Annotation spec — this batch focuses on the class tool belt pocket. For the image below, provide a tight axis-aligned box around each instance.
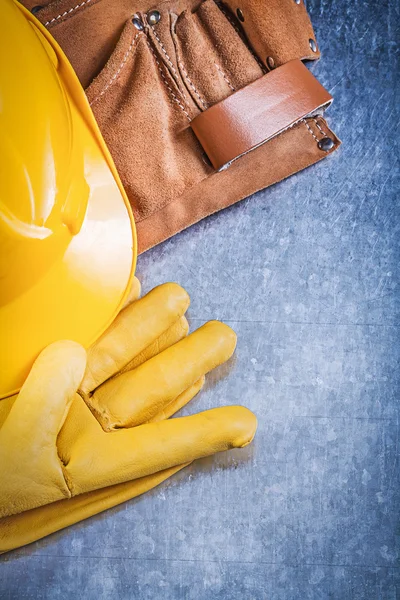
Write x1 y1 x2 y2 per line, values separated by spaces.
28 0 273 223
171 0 264 109
82 18 210 223
25 0 339 249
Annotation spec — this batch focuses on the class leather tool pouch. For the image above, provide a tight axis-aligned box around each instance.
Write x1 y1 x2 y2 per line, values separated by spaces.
24 0 341 252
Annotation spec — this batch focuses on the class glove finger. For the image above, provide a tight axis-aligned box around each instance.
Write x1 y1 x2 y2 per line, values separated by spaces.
0 463 189 554
88 321 236 430
81 283 190 394
148 376 205 423
66 406 257 495
57 378 205 478
120 316 189 374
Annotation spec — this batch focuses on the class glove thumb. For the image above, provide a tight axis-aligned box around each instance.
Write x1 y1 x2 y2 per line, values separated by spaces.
0 341 86 516
4 340 87 441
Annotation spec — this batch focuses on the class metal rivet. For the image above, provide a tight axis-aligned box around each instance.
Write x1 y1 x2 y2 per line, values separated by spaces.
31 5 43 13
266 56 275 69
318 137 335 152
294 0 301 4
236 8 245 22
309 38 317 52
147 9 161 25
132 16 144 30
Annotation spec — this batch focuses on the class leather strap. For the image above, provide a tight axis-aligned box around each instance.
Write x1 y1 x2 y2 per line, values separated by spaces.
190 60 333 171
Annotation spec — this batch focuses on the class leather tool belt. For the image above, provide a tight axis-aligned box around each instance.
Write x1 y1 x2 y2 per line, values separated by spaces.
23 0 341 252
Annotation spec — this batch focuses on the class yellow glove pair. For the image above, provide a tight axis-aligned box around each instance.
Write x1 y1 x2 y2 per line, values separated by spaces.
0 279 257 553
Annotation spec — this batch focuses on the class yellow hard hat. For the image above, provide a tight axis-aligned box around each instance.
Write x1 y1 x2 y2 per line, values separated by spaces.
0 0 137 398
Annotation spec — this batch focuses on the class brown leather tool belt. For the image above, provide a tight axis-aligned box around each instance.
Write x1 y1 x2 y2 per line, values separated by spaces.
23 0 341 253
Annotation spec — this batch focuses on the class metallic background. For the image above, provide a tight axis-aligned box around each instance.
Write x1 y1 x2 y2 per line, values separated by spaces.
1 0 399 597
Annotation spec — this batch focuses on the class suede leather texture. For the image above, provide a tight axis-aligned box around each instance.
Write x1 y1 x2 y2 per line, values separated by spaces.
21 0 340 253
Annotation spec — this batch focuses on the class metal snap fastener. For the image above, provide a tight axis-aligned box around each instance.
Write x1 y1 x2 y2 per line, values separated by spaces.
266 56 275 69
236 8 245 22
318 137 335 152
148 9 161 25
132 16 144 30
309 38 317 52
294 0 301 4
31 5 43 13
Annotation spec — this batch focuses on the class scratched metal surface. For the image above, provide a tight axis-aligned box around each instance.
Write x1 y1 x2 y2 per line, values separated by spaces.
1 0 399 598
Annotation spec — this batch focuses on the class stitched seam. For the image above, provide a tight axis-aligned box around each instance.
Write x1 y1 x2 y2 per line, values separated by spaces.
79 390 116 433
221 7 241 35
149 24 188 102
45 0 93 26
146 40 191 120
89 33 140 106
302 118 320 143
59 461 75 496
314 118 328 137
215 63 236 92
215 1 267 74
179 62 208 110
56 446 73 496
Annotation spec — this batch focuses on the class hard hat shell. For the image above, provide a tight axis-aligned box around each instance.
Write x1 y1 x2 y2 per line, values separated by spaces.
0 0 137 398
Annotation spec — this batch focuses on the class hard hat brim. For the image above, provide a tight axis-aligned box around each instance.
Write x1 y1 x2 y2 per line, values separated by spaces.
0 3 137 399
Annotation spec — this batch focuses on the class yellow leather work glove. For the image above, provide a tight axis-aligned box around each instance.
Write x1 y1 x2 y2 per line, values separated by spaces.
0 279 257 553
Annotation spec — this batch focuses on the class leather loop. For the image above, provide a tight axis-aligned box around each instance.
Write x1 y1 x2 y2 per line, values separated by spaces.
190 60 333 171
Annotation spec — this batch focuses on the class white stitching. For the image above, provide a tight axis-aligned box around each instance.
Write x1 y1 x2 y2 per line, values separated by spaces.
90 33 140 106
302 118 320 143
179 62 208 110
219 4 241 35
313 118 328 137
149 24 191 103
149 24 189 100
45 0 93 26
215 1 267 74
150 25 177 76
215 63 236 92
146 40 191 120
